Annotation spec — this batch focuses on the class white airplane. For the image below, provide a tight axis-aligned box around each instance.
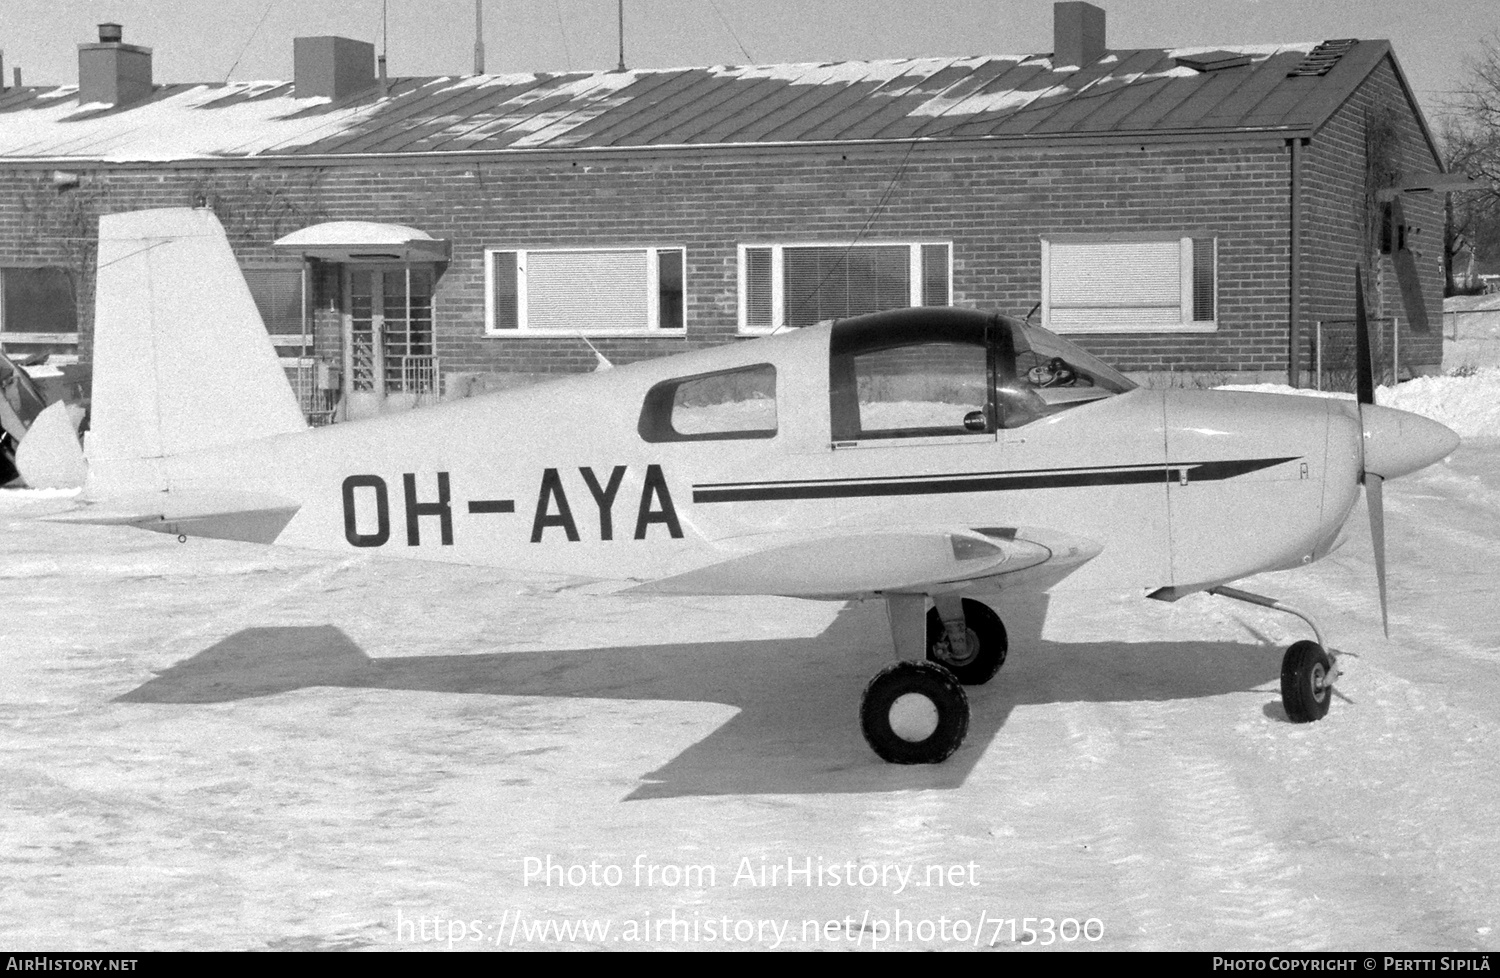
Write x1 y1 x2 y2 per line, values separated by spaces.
18 208 1460 764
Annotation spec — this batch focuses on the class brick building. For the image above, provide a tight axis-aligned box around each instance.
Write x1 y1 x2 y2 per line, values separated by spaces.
0 3 1445 420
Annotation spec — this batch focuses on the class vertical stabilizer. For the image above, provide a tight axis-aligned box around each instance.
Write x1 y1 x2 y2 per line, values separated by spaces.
87 207 307 494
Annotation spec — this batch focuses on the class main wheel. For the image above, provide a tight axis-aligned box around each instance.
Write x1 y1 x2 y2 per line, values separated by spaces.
926 599 1007 685
1281 640 1334 723
860 661 969 764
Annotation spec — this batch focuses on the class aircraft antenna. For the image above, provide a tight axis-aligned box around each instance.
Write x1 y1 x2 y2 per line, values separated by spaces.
576 332 614 371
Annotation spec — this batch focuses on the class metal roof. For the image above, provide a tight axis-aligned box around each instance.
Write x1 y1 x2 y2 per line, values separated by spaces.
0 39 1400 163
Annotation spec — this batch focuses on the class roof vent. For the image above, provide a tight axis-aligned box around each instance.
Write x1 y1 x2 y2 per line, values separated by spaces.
1053 1 1106 68
1174 50 1251 73
77 23 153 108
1287 39 1358 78
294 36 376 100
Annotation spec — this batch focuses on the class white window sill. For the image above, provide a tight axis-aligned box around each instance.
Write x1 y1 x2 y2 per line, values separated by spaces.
484 329 686 339
1052 322 1219 335
0 332 79 345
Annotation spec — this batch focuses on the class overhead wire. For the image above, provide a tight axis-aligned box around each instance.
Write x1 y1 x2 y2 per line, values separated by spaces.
705 0 753 64
553 0 575 70
223 0 280 83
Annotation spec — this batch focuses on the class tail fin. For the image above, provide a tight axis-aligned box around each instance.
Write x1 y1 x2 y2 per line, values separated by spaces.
86 207 306 494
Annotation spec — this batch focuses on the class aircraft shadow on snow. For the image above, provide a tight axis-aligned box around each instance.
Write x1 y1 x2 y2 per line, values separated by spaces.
117 606 1297 799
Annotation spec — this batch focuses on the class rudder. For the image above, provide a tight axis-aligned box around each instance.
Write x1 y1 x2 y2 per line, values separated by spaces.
86 207 307 494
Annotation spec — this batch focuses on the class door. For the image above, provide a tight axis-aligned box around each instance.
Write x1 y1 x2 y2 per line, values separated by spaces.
343 265 436 418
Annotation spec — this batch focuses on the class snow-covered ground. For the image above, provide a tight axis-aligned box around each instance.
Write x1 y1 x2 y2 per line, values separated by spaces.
3 375 1499 951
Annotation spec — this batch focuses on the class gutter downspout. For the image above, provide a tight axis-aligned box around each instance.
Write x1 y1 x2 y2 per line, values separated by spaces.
1288 137 1305 388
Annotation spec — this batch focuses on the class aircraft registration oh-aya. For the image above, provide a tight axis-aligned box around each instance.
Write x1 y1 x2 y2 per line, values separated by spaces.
20 208 1461 763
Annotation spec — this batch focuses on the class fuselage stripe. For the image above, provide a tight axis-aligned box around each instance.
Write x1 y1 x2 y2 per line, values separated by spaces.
691 457 1299 503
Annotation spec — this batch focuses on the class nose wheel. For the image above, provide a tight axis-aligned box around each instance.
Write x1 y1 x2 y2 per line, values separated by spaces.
1201 585 1341 723
1281 640 1334 723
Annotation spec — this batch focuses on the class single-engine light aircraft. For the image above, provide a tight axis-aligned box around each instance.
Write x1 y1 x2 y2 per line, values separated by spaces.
20 208 1460 763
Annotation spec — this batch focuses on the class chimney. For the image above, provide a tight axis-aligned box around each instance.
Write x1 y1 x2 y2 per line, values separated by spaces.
294 36 376 99
1054 2 1107 68
78 22 153 107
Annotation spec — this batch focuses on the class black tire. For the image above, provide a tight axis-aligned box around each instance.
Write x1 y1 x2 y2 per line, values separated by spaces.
1281 640 1334 723
860 661 970 764
926 599 1007 685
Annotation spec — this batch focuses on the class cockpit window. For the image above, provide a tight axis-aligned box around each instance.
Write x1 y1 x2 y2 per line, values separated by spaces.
832 341 991 441
993 319 1135 429
825 308 1136 440
639 364 777 442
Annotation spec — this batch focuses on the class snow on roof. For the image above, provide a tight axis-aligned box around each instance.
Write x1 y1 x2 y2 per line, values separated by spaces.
0 41 1384 162
0 83 362 162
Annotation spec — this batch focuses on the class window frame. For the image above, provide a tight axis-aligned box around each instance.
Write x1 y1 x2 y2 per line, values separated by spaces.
828 312 996 445
1040 233 1218 334
0 266 80 348
242 263 312 370
484 245 687 338
737 240 953 335
638 363 778 443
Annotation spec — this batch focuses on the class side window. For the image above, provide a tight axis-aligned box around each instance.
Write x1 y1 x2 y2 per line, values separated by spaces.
994 320 1135 429
831 341 991 441
639 364 777 443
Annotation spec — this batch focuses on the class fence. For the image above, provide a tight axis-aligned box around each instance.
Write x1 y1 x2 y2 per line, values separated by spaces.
1442 308 1500 372
282 357 339 426
1309 318 1399 392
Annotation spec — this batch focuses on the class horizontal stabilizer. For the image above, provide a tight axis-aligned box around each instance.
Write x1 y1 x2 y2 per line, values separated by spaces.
627 527 1056 598
46 488 301 544
15 401 87 489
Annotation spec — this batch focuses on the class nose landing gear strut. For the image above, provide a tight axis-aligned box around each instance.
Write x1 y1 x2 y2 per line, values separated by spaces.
1207 585 1340 723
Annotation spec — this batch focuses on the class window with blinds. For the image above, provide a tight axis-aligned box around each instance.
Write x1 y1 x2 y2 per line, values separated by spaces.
1042 236 1217 333
486 247 686 334
738 242 951 333
242 267 306 336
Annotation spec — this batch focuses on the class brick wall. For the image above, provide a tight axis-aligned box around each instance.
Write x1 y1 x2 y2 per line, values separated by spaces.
0 60 1441 384
1299 56 1445 380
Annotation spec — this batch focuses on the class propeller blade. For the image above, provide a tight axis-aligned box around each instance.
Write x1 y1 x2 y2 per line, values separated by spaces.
1354 266 1375 406
1367 472 1389 637
1356 265 1387 636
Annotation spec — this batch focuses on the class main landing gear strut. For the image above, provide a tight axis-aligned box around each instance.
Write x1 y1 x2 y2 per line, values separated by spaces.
860 594 1009 763
1208 586 1341 723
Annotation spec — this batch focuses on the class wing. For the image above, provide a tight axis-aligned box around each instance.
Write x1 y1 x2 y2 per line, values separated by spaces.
626 525 1101 598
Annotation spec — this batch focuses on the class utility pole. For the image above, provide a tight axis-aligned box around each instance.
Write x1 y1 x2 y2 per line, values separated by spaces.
474 0 486 74
617 0 626 72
